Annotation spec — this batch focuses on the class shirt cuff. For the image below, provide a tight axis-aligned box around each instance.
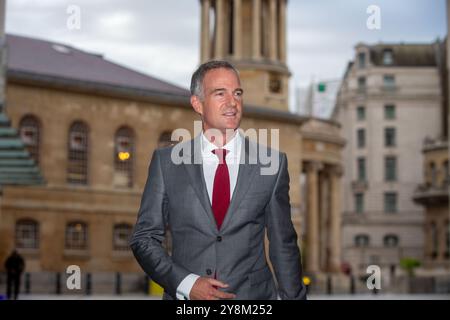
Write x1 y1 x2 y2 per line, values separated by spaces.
176 273 200 300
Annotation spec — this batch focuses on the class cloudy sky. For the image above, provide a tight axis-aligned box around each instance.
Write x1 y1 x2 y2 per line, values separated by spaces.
5 0 447 112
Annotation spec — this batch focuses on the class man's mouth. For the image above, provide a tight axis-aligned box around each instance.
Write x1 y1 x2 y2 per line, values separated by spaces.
222 110 237 117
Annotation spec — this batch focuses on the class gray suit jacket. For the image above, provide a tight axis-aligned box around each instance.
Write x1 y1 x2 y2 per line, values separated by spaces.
130 134 307 300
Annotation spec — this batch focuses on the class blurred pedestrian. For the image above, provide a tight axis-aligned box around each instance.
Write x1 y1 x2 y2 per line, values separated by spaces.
4 250 25 300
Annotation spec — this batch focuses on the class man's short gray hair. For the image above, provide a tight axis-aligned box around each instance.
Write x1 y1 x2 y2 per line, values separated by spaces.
190 60 240 100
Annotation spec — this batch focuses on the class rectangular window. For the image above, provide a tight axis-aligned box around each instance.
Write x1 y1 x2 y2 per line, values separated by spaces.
355 193 364 214
384 192 397 213
385 127 396 147
358 77 366 92
383 75 395 89
357 129 366 148
358 52 366 68
385 156 397 181
385 105 396 119
16 221 39 249
357 157 366 181
383 49 394 65
357 106 365 121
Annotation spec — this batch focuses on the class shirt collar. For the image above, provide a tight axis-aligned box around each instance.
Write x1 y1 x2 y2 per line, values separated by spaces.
201 129 242 158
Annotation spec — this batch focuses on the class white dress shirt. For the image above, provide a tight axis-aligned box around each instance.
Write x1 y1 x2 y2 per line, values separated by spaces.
175 129 243 300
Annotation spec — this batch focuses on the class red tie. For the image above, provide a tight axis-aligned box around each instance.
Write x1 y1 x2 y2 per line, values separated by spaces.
211 148 230 230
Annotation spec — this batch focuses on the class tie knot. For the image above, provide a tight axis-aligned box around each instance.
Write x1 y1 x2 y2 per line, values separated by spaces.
212 148 228 164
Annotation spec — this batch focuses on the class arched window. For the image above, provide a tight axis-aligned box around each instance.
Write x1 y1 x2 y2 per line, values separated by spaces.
67 121 89 185
114 127 134 188
19 115 41 165
15 219 39 249
383 234 399 247
354 234 370 247
113 223 133 251
65 221 88 250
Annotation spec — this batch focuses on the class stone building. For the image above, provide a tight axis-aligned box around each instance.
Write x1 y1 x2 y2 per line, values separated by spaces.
0 0 344 295
333 41 444 284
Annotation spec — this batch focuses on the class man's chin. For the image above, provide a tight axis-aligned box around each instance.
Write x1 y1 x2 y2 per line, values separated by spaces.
223 119 241 130
224 126 239 133
204 120 241 134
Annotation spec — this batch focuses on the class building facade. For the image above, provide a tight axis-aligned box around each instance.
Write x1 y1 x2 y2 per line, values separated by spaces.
334 42 443 283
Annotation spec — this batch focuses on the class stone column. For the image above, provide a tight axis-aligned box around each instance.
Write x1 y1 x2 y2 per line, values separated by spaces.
201 0 211 63
319 171 329 271
268 0 277 61
424 222 432 260
329 165 343 272
215 0 225 59
278 0 287 63
233 0 242 59
252 0 261 60
305 161 321 273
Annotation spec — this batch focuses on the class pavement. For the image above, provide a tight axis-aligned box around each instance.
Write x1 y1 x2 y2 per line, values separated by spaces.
1 293 449 300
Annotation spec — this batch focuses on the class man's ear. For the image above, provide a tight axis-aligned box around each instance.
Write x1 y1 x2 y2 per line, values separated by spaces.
190 95 203 116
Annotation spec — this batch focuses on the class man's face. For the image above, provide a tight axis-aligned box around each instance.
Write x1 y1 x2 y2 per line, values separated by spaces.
191 68 243 134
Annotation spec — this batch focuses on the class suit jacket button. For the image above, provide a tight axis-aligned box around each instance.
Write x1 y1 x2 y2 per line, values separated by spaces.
206 269 212 275
216 236 222 242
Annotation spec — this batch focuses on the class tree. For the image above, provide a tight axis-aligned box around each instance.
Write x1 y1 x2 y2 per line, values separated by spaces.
400 257 421 293
400 258 421 277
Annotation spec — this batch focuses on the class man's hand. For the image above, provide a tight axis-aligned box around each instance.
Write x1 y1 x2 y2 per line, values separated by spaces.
189 277 236 300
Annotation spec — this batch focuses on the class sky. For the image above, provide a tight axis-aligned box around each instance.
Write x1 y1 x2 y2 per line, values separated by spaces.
5 0 448 113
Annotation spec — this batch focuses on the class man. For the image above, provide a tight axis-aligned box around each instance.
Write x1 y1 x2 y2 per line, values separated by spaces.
130 60 306 300
4 250 25 300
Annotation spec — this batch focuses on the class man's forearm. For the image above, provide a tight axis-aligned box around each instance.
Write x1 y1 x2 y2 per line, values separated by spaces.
130 231 191 298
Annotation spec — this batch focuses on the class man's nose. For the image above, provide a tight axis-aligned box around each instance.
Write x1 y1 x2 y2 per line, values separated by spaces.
227 93 238 106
